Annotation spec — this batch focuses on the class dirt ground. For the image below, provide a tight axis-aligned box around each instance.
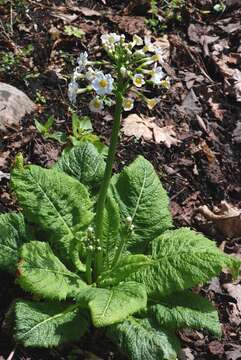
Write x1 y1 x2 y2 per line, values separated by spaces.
0 0 241 359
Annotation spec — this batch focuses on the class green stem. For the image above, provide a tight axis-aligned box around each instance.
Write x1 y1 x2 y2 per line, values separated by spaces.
85 250 92 285
94 86 124 280
111 229 128 268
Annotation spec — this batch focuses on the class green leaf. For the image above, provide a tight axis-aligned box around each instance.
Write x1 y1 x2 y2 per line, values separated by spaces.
150 291 221 337
55 142 106 190
12 299 89 347
109 156 172 252
77 282 147 327
35 117 67 144
72 114 93 137
11 165 93 261
46 131 67 144
17 241 87 300
107 317 180 360
64 25 85 38
98 255 151 287
35 116 54 135
0 212 28 272
132 228 241 298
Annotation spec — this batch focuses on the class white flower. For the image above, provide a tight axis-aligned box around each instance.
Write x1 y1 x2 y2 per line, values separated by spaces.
146 97 159 110
77 51 88 70
133 34 143 46
92 71 114 95
68 80 79 104
143 36 155 53
123 98 134 111
86 67 96 82
150 64 165 85
101 33 121 48
89 97 104 113
152 48 164 64
133 73 145 88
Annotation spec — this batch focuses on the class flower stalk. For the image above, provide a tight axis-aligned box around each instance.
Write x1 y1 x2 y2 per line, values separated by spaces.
94 82 124 280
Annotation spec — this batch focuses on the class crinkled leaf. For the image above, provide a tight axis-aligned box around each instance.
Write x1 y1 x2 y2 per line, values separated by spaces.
109 156 172 252
17 241 87 300
55 142 106 189
77 282 147 328
107 316 180 360
0 212 29 272
132 228 241 298
11 165 93 262
150 290 221 337
98 255 151 287
12 299 89 347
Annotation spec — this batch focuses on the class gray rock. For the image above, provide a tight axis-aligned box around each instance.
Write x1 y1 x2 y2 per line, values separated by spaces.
0 82 36 132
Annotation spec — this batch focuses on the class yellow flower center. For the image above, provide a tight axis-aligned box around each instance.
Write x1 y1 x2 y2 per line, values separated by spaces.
135 77 142 85
94 100 101 108
124 100 132 109
152 54 159 61
99 79 108 88
147 99 157 109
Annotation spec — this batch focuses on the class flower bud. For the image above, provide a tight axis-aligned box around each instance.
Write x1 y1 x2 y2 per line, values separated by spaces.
126 216 132 225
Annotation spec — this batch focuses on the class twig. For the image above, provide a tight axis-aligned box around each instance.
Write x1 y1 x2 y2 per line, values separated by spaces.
7 347 16 360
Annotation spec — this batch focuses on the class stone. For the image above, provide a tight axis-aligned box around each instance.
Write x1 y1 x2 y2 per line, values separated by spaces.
0 82 36 132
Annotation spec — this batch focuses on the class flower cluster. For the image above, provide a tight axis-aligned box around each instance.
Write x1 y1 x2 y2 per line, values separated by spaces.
68 33 170 112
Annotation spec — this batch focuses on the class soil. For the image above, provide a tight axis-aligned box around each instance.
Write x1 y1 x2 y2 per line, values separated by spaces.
0 0 241 359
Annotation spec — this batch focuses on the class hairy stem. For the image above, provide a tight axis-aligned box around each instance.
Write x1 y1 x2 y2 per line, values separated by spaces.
94 87 124 280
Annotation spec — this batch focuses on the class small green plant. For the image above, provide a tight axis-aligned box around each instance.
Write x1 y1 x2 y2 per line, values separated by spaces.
34 113 107 153
147 0 185 32
35 90 46 104
0 33 240 360
64 25 85 39
34 116 67 144
0 46 33 73
213 1 226 12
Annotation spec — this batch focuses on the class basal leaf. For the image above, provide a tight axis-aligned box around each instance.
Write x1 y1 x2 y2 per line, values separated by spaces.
55 142 106 189
12 299 89 347
98 254 151 287
0 212 29 272
150 290 221 337
11 165 93 262
109 156 172 252
131 228 241 298
17 241 87 300
77 282 147 327
107 316 180 360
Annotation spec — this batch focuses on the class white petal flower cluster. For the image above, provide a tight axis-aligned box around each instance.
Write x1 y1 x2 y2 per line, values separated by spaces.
68 80 79 104
77 51 88 70
67 32 170 112
92 72 114 96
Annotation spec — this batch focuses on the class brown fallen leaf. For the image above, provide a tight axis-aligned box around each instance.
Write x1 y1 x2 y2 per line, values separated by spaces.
122 114 180 147
233 69 241 102
107 15 145 35
77 6 101 17
123 0 150 15
223 284 241 311
179 348 194 360
208 341 224 357
197 201 241 238
233 121 241 144
208 97 225 121
226 344 241 360
152 125 180 148
122 114 153 141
